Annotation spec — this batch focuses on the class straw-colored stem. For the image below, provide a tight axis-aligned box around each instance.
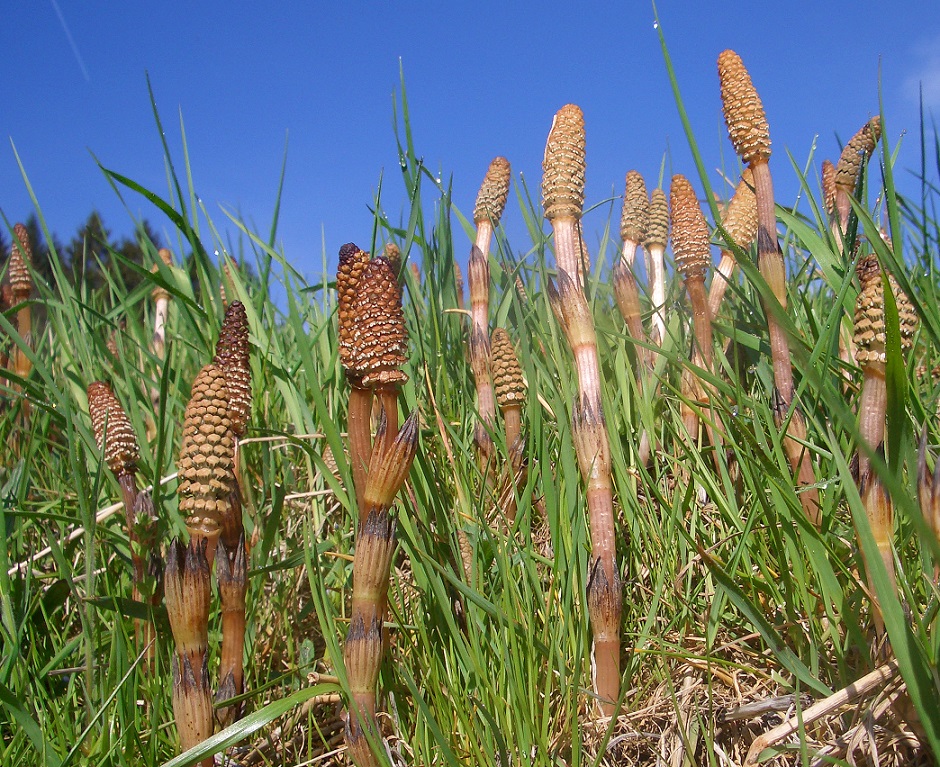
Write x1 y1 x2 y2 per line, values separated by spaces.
857 364 887 481
348 386 374 517
503 406 522 451
612 263 650 372
751 161 820 526
469 246 495 462
620 239 638 268
215 534 247 729
13 300 31 382
647 243 667 346
373 387 399 462
708 250 736 319
554 217 585 288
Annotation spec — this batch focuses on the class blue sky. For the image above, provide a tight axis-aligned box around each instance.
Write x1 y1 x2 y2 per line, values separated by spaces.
2 2 939 282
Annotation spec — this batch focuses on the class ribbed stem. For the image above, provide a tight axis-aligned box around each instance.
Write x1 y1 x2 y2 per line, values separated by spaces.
348 386 374 519
708 251 736 319
503 406 522 451
612 263 650 372
373 387 399 463
620 239 637 269
554 217 585 287
215 534 247 728
469 246 495 462
751 161 820 526
857 363 887 481
647 244 667 346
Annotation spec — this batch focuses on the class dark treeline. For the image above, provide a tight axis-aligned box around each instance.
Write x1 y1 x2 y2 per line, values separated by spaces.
1 212 163 294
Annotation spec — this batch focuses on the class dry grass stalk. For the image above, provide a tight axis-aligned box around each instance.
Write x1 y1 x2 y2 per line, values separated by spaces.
491 327 527 524
708 168 757 319
212 300 252 727
718 49 820 526
645 189 670 346
165 538 214 767
151 247 174 359
834 117 882 238
544 104 621 714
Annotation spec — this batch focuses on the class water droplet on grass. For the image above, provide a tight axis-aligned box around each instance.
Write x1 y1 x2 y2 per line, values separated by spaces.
652 20 659 29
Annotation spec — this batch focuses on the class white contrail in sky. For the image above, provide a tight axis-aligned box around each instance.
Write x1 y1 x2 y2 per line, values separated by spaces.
50 0 90 82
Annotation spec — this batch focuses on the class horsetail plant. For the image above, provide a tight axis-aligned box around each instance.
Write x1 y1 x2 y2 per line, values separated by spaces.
8 224 33 421
918 432 940 576
645 188 670 346
491 326 527 525
671 174 716 447
468 157 511 463
336 247 418 766
212 300 252 727
833 117 882 240
613 171 652 371
708 167 758 319
87 381 161 664
167 362 238 760
543 104 621 717
717 49 820 526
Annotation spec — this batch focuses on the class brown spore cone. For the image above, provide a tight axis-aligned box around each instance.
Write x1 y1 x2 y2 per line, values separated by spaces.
718 50 771 166
343 256 408 387
835 117 881 192
542 104 586 221
474 157 512 226
821 160 837 215
337 243 371 370
214 300 252 437
9 223 33 297
620 170 649 245
670 175 711 278
645 188 669 250
490 328 526 408
721 167 757 249
177 364 235 538
854 254 917 365
88 381 140 478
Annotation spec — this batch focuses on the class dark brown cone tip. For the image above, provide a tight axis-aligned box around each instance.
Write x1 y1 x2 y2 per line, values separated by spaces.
177 364 235 540
718 50 771 166
342 256 408 386
542 104 586 221
645 189 669 249
490 328 526 409
670 175 711 278
87 381 140 477
474 157 512 226
835 117 882 192
214 300 252 436
9 223 33 296
620 170 649 245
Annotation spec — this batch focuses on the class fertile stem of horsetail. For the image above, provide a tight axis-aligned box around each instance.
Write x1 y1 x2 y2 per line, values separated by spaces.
613 171 651 370
9 225 33 418
671 174 716 445
491 327 527 524
543 104 620 716
177 364 237 570
88 381 161 664
212 300 252 727
619 170 648 268
718 49 820 526
344 255 408 475
645 189 669 346
853 255 918 481
468 158 511 461
834 117 881 239
339 258 415 764
337 243 375 509
165 539 214 767
858 469 894 638
343 415 418 767
151 248 173 359
708 168 757 319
